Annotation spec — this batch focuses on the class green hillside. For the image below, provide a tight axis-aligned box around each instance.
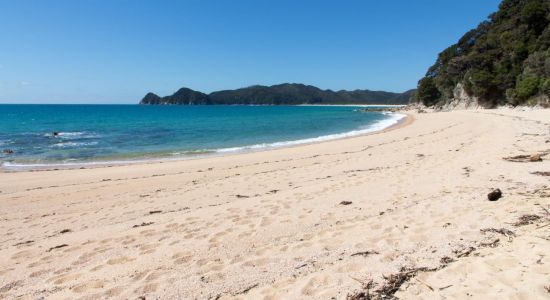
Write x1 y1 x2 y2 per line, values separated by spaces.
414 0 550 107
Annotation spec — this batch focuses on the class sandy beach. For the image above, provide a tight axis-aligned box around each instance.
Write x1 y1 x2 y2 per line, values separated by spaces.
1 108 549 299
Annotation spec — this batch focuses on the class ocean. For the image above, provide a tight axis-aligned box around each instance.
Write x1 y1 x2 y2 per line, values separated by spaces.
0 105 404 170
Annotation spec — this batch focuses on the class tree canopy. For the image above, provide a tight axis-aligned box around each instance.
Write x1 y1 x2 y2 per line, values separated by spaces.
414 0 550 107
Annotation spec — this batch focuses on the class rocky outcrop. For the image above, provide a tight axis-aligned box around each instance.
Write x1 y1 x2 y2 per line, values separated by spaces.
439 83 482 110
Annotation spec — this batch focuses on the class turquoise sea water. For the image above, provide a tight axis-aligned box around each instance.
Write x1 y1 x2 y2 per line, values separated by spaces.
0 105 404 170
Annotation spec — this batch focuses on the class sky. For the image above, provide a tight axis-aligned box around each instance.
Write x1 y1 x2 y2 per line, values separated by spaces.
0 0 502 104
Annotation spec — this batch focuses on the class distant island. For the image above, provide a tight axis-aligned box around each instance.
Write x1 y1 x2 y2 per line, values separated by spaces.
140 83 415 105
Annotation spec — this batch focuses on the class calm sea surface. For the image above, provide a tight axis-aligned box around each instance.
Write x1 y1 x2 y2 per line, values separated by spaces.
0 105 403 170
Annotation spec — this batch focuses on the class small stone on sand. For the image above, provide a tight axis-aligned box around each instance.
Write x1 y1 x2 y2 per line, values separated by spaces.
487 189 502 201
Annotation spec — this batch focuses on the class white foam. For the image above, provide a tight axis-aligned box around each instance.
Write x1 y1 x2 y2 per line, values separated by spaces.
58 132 85 137
51 141 99 148
44 131 99 139
216 113 405 153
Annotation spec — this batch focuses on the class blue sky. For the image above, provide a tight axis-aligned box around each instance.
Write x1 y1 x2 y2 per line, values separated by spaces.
0 0 501 104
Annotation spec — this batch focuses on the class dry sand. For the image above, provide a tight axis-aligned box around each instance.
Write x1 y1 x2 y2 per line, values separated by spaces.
0 108 549 299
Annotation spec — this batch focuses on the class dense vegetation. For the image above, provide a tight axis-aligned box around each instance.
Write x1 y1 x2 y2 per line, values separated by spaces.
414 0 550 107
140 83 415 105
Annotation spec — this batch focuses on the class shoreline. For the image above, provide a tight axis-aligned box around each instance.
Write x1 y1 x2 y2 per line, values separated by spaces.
1 112 412 173
1 108 548 299
297 104 406 107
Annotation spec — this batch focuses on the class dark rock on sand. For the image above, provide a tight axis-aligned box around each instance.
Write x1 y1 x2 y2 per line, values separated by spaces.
133 222 154 228
47 244 68 252
530 154 542 162
503 153 544 162
514 214 541 226
487 189 502 201
340 201 353 205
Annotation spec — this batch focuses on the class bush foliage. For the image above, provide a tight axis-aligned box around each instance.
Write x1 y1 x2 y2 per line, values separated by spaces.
414 0 550 107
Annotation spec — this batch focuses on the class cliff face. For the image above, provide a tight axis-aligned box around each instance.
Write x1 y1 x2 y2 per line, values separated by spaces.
414 0 550 108
140 83 415 105
439 83 482 110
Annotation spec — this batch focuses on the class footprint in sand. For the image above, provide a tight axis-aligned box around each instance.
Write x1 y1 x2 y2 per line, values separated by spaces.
47 273 82 285
93 246 113 254
224 254 242 264
11 249 34 260
293 241 313 249
29 268 53 278
260 217 273 226
72 252 97 266
140 229 158 237
168 240 181 246
173 254 193 265
72 280 105 293
165 223 179 229
145 270 167 281
122 237 136 245
103 286 125 297
131 270 150 282
134 282 159 294
301 274 331 296
90 264 105 272
138 243 159 255
242 257 270 267
107 256 135 265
